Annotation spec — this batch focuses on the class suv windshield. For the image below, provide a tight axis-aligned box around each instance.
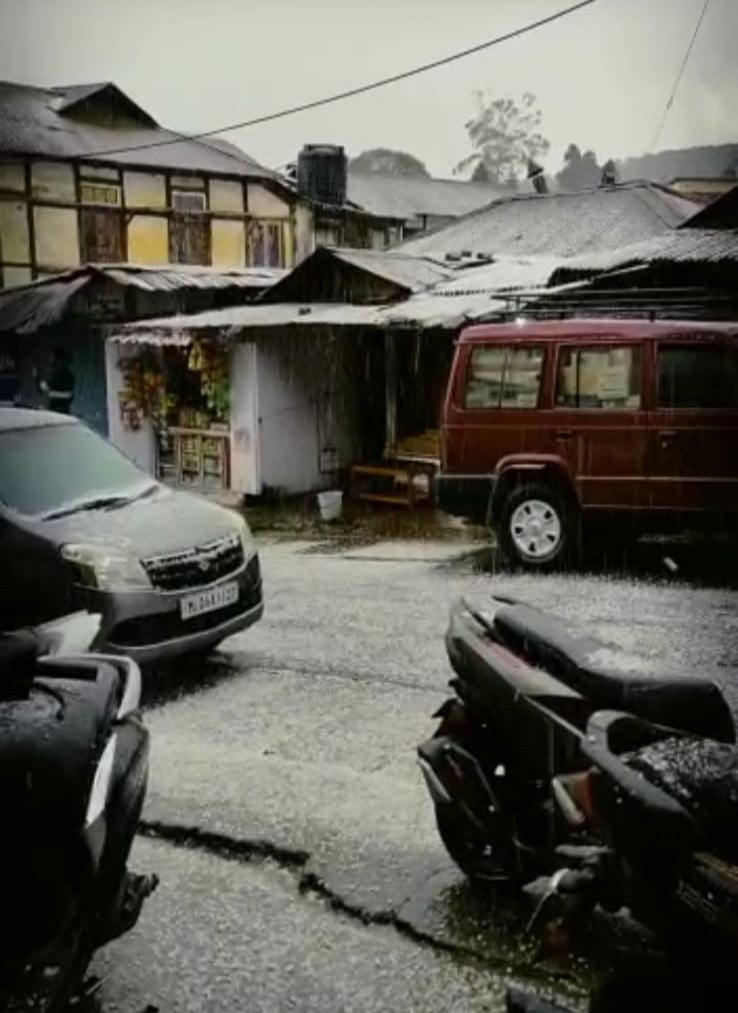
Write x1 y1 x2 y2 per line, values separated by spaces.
0 421 151 518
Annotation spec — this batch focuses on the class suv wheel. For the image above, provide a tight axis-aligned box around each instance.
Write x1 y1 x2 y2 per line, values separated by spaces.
498 483 574 569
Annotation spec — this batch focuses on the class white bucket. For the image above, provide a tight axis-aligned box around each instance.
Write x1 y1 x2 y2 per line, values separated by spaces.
317 489 343 522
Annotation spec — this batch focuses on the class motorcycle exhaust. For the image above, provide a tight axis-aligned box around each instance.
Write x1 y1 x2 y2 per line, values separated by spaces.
418 756 452 806
551 772 596 829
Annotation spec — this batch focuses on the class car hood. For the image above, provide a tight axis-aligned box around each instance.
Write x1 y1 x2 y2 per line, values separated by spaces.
37 485 242 558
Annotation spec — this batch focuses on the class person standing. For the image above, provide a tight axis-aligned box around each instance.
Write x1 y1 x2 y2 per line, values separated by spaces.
36 348 76 414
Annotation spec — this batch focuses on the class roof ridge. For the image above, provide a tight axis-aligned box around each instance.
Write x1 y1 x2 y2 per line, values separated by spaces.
0 78 54 95
52 81 114 93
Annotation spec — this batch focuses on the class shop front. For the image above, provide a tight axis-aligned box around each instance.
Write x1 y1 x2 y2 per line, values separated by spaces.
108 335 239 494
107 312 371 502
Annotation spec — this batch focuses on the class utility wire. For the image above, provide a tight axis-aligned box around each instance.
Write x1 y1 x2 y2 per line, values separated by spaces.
80 0 598 159
650 0 711 151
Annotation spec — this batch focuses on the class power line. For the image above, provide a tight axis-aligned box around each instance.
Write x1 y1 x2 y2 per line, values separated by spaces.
650 0 711 151
80 0 598 160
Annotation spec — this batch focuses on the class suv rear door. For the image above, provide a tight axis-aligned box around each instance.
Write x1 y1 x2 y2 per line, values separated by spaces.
445 340 549 474
551 339 648 510
647 335 738 512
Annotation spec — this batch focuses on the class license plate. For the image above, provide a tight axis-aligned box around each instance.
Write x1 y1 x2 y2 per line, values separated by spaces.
180 581 238 620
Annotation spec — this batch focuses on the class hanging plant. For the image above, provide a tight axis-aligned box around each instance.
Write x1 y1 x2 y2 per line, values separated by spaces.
118 350 173 437
188 339 230 421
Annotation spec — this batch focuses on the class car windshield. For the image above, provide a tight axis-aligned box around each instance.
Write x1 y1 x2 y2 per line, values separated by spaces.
0 421 153 518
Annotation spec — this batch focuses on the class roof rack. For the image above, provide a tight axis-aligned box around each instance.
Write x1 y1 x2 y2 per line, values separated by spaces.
481 286 738 323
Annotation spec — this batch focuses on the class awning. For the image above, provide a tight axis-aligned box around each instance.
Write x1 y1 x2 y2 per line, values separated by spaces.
112 331 194 347
0 263 286 336
0 275 89 334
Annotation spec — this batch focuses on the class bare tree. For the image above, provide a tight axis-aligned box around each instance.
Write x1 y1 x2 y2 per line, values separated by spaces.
456 92 549 183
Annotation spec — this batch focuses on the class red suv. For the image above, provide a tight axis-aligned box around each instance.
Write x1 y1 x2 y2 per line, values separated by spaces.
438 319 738 568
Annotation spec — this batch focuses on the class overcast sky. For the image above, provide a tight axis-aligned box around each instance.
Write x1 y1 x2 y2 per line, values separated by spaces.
0 0 735 177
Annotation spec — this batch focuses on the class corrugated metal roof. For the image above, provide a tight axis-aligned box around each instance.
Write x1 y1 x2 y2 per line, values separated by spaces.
112 302 382 338
99 264 286 291
397 183 701 261
378 291 506 328
0 275 90 334
111 253 565 337
550 228 738 282
0 80 273 178
347 171 505 221
322 247 454 292
0 263 285 334
432 255 563 296
113 287 516 337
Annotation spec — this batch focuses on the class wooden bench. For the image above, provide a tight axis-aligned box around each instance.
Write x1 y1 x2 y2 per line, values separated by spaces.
350 462 435 509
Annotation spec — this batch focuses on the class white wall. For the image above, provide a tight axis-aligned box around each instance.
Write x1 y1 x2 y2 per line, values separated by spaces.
248 183 291 218
254 331 363 495
294 201 315 264
104 339 157 474
229 342 260 495
256 334 321 494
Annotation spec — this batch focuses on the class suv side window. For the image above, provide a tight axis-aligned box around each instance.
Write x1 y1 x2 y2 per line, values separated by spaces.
657 343 738 409
556 345 642 409
465 345 544 409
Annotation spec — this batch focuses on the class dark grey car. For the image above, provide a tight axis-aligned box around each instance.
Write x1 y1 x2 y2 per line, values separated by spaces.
0 408 263 661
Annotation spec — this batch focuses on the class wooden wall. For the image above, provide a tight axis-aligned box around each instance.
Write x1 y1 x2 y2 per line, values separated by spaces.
0 158 297 287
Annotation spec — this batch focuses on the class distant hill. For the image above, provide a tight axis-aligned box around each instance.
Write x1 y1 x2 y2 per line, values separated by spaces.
618 144 738 183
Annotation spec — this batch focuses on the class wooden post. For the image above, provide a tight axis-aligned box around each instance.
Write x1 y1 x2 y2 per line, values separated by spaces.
384 330 397 460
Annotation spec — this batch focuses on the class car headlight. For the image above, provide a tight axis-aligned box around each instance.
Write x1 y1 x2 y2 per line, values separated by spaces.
231 512 256 559
62 543 152 591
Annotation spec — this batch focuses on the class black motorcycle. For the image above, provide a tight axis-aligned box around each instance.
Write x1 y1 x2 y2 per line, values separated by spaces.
0 613 157 1011
417 595 738 961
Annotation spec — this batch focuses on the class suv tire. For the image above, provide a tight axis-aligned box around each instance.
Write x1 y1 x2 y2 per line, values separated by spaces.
497 482 575 570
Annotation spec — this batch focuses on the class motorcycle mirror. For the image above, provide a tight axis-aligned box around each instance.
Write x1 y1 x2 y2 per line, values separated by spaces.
35 611 102 655
0 630 40 700
39 653 141 720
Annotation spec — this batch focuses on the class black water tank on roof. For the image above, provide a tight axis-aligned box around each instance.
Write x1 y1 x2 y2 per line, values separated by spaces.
297 144 347 207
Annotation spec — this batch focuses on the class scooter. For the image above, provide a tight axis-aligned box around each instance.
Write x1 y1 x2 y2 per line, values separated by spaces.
419 596 738 961
0 612 157 1011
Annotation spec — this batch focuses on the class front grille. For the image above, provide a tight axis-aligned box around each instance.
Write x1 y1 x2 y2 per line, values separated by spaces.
142 533 245 591
110 555 262 648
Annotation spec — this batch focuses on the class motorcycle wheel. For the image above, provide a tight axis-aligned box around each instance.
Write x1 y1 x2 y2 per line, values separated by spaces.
435 802 520 883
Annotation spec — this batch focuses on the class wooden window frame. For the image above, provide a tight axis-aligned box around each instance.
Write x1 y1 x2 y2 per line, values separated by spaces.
172 189 208 213
248 218 284 268
79 181 122 206
554 344 643 411
464 344 545 410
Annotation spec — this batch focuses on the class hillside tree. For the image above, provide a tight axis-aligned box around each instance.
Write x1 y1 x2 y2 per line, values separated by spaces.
556 144 601 190
350 148 430 177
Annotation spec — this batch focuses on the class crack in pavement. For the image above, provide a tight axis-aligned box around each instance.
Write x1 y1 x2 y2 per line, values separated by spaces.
140 820 309 869
220 651 447 694
142 653 444 712
139 820 561 989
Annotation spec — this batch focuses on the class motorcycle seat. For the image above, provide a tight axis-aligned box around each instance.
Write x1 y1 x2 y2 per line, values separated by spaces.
627 736 738 860
494 603 735 744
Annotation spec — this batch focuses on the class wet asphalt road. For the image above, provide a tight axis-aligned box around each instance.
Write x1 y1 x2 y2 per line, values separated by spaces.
93 537 738 1013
